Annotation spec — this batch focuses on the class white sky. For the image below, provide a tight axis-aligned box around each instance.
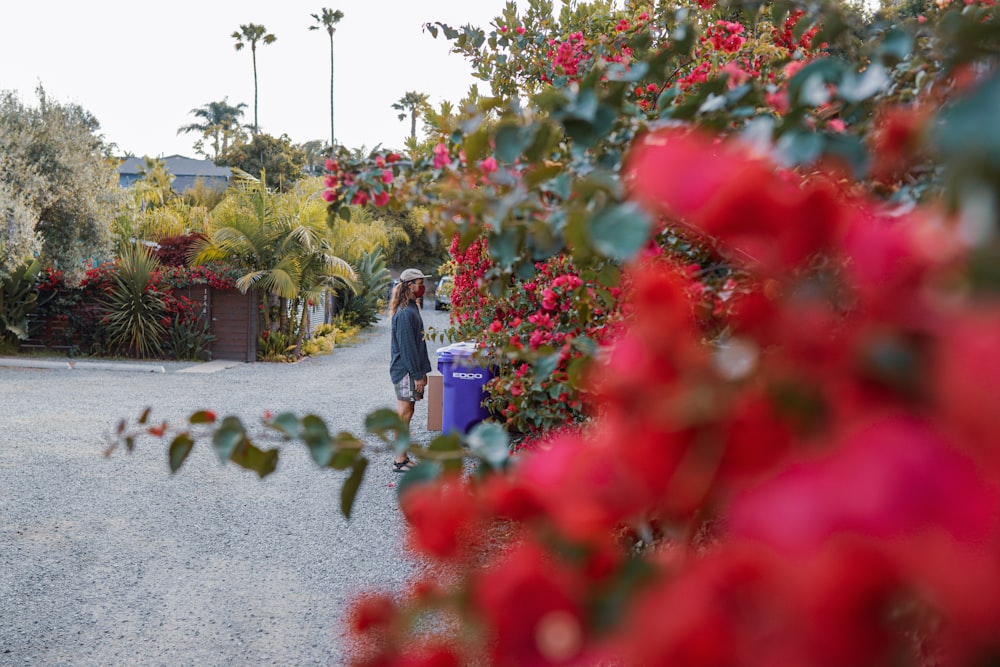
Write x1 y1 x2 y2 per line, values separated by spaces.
0 0 521 158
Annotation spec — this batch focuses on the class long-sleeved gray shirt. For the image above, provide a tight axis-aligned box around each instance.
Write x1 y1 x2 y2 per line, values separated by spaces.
389 301 432 384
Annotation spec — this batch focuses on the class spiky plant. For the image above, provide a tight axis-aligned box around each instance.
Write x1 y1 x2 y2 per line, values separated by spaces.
103 243 166 358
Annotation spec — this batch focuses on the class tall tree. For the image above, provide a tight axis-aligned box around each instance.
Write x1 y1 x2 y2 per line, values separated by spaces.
176 98 248 160
0 87 120 282
309 8 345 148
392 91 430 140
216 132 307 192
231 23 277 135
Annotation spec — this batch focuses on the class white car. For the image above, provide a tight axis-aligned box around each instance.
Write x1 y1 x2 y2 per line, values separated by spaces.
434 276 454 310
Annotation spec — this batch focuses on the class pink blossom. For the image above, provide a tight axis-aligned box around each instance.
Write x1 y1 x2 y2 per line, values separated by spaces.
433 142 450 169
381 169 394 184
480 156 498 174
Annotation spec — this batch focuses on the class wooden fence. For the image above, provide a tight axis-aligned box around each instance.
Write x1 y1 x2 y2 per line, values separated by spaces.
21 288 258 362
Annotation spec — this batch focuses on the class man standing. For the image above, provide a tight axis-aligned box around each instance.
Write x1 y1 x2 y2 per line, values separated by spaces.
388 268 432 472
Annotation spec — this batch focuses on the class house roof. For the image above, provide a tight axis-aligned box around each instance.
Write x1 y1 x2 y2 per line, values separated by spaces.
117 155 231 179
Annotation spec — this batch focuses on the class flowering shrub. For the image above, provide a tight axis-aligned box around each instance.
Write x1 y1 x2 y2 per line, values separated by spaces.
31 260 236 358
344 124 1000 667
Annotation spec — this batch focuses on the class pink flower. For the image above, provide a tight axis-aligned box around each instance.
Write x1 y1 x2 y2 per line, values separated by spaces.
375 155 385 168
433 142 450 169
381 169 394 184
372 190 390 207
515 26 526 35
480 156 498 174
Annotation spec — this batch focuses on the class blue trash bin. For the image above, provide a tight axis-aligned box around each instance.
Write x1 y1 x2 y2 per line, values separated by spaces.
436 342 492 434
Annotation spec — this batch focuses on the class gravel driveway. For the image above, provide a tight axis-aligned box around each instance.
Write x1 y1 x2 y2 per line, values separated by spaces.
0 306 452 666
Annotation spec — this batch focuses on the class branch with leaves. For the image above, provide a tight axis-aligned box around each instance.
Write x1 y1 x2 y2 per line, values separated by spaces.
105 406 512 518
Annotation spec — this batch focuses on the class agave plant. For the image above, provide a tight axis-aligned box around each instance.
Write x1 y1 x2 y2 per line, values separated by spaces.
103 243 166 358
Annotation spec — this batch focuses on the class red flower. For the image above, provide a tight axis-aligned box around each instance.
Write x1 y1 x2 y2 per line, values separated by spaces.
473 540 586 667
401 477 479 560
728 416 999 556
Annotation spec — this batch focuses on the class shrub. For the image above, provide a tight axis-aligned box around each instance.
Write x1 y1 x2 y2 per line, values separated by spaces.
102 244 166 358
336 249 392 329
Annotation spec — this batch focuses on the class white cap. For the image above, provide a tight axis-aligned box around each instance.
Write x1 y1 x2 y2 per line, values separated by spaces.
399 268 431 282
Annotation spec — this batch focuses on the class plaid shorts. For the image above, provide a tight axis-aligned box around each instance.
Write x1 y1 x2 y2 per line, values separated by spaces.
394 374 415 401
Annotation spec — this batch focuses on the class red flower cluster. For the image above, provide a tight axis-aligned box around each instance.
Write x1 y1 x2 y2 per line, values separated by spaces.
703 20 746 53
350 128 1000 666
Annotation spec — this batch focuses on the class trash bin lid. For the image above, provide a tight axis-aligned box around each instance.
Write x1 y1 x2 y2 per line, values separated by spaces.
436 341 479 363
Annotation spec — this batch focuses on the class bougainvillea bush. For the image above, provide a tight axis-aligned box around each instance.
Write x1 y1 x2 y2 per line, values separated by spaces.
346 119 1000 666
34 260 237 358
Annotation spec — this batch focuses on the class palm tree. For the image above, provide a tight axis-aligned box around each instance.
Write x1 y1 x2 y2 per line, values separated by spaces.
177 98 248 159
193 172 356 351
309 8 345 148
231 23 277 135
392 91 430 140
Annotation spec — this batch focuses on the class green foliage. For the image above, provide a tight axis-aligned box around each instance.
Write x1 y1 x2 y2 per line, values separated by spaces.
162 311 215 361
300 323 337 356
111 407 508 519
0 179 39 277
195 173 356 345
383 206 450 271
0 258 46 343
336 248 392 328
257 329 295 361
216 133 306 192
102 244 166 358
0 87 120 283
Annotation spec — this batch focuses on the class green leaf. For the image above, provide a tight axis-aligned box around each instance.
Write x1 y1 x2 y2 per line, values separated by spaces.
189 410 216 425
230 442 279 478
329 448 359 471
586 202 652 261
212 416 246 462
776 130 824 166
395 460 442 502
301 414 334 466
495 123 533 164
364 408 409 454
533 351 561 388
340 457 368 519
267 411 301 438
467 422 509 470
839 64 888 104
789 58 843 107
365 408 405 435
429 433 465 472
168 433 194 473
525 163 563 188
464 127 490 163
878 28 913 66
605 61 649 82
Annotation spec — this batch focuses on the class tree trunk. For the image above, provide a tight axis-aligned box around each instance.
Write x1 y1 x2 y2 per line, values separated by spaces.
252 46 259 135
329 32 336 147
410 110 417 140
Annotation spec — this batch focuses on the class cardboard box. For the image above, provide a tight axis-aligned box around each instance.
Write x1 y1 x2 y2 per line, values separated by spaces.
426 371 443 431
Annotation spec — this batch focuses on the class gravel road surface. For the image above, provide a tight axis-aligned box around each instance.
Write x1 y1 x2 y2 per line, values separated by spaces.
0 306 452 666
